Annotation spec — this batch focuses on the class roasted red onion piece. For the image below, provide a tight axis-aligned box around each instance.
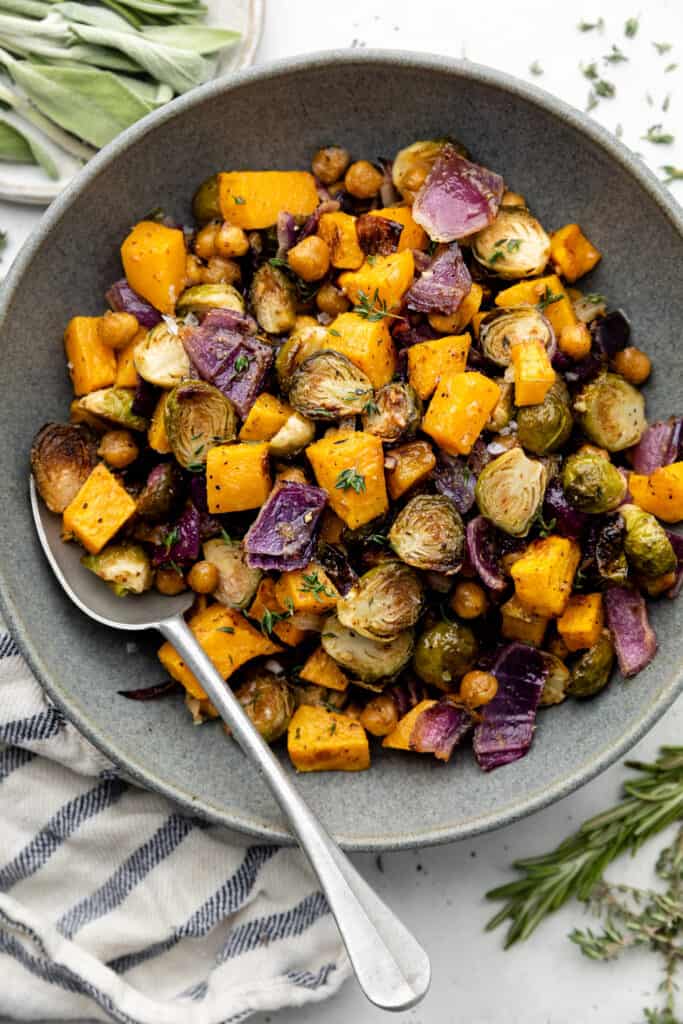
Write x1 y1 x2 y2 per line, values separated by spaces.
106 279 161 328
473 643 548 771
412 144 504 242
410 698 473 762
542 477 588 540
605 586 658 677
356 213 403 255
405 243 472 315
629 417 682 475
466 516 507 592
151 502 201 567
245 481 327 571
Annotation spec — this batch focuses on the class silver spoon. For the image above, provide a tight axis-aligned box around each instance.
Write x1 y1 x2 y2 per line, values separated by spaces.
30 477 431 1011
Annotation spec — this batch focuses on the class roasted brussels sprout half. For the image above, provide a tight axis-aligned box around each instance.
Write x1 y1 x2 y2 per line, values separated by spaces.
249 263 297 334
176 284 245 318
392 138 452 202
164 380 237 470
472 207 551 279
413 620 479 691
337 562 424 641
573 373 646 452
289 681 347 710
321 614 414 683
475 447 548 537
78 388 148 432
275 320 328 388
232 670 294 743
202 537 262 608
288 350 373 420
268 411 316 458
82 543 153 596
479 306 555 367
567 631 615 698
136 462 183 521
562 450 626 514
30 422 98 513
192 173 220 224
620 504 677 578
133 320 190 388
361 383 422 443
538 652 571 706
517 380 573 455
388 494 465 575
486 380 514 433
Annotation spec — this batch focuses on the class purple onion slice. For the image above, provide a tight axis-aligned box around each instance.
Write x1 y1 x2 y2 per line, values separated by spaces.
473 643 548 771
405 243 472 315
245 481 328 571
466 516 507 592
605 586 657 677
106 279 161 328
629 417 683 475
410 698 473 762
412 143 504 242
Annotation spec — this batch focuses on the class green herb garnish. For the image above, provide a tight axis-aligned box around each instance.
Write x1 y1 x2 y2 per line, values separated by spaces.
259 599 294 637
665 63 678 73
353 288 404 322
335 467 366 493
529 61 543 76
300 571 335 602
234 353 250 373
233 195 246 205
220 528 232 545
217 626 235 634
594 78 616 98
662 165 683 184
624 16 639 38
363 399 380 416
163 526 179 553
577 18 604 31
603 44 628 64
653 42 673 55
643 125 675 144
537 286 563 311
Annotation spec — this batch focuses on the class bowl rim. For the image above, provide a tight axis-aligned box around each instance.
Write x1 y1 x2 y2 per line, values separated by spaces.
2 48 682 851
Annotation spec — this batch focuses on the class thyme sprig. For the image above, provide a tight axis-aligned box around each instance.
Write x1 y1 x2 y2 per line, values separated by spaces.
353 288 405 323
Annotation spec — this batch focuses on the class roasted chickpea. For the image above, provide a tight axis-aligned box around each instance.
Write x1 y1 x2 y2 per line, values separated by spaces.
184 253 204 287
287 236 330 282
312 145 351 185
194 221 219 260
215 223 249 259
360 695 398 735
344 160 384 199
155 567 187 595
97 311 139 350
316 281 350 316
559 322 592 360
459 671 498 708
450 581 488 619
402 166 428 196
613 346 652 385
501 190 526 207
200 256 241 286
187 560 219 594
97 430 139 469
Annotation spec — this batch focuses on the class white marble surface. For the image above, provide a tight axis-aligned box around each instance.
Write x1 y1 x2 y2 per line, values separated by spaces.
2 1 682 1021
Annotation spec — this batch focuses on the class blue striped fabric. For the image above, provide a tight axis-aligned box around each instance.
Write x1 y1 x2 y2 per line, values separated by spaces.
0 615 349 1021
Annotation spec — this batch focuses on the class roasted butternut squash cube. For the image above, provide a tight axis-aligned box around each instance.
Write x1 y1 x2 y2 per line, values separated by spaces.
114 327 145 388
248 578 307 647
382 700 438 751
630 464 683 523
338 249 415 313
288 705 370 772
64 316 117 397
495 273 577 335
299 646 349 692
218 171 318 229
62 463 136 554
550 223 602 283
317 211 365 269
422 371 500 456
511 536 581 618
407 334 471 400
326 312 397 389
158 603 281 701
386 440 436 500
319 508 345 544
510 337 556 406
368 205 428 251
306 431 388 529
501 594 550 647
206 442 271 514
274 564 339 613
471 311 487 338
428 283 484 334
557 593 604 651
120 221 186 315
147 392 171 454
239 393 292 442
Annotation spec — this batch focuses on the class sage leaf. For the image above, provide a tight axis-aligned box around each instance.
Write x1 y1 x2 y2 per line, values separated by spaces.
0 78 95 160
141 24 239 54
0 111 59 178
0 0 51 17
53 1 135 31
115 72 172 106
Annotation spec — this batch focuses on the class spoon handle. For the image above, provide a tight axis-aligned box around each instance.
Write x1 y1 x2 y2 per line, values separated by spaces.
159 614 430 1011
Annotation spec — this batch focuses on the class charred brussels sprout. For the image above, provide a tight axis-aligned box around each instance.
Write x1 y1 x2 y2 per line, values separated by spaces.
82 543 152 596
538 652 571 706
30 422 98 513
620 504 677 578
486 380 515 433
389 494 465 574
134 321 190 388
567 631 615 698
336 562 424 641
176 284 245 318
321 614 414 683
164 380 237 470
562 450 626 514
202 537 262 608
517 380 573 455
573 373 646 452
479 305 555 367
288 351 373 420
275 320 328 389
192 174 220 224
78 388 148 431
249 264 297 334
289 681 347 710
472 207 551 279
413 620 479 691
136 463 183 521
361 383 422 443
475 447 548 536
392 138 460 202
233 670 294 742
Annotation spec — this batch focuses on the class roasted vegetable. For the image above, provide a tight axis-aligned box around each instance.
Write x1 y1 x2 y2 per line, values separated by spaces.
412 143 504 241
164 380 236 470
538 653 571 706
406 334 470 400
385 440 436 500
413 620 478 691
573 373 646 452
475 447 548 537
78 387 148 432
466 515 508 592
511 536 581 618
176 283 244 317
408 698 474 762
382 699 438 751
511 337 556 407
620 503 677 578
629 417 682 476
321 614 414 683
133 320 190 388
82 542 152 596
233 670 294 743
287 705 370 772
550 223 601 283
323 312 397 389
120 221 186 316
557 593 604 652
472 206 551 279
367 205 428 251
62 463 137 555
392 138 450 202
288 350 373 420
500 594 549 647
495 274 577 338
217 170 318 229
473 643 547 770
306 431 388 529
361 382 421 442
567 631 615 697
479 306 554 369
244 480 327 571
202 537 261 608
605 586 657 677
517 380 573 455
562 449 627 514
239 393 292 442
249 263 297 334
31 423 98 514
299 646 349 692
336 562 424 641
630 463 683 523
275 565 339 614
206 441 271 514
405 244 472 315
389 494 465 574
317 211 365 269
136 462 182 521
192 173 220 224
422 371 501 456
64 316 117 396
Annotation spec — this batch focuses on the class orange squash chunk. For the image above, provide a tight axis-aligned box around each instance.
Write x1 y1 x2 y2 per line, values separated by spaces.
218 171 318 229
120 221 186 315
550 223 602 283
338 249 415 312
630 463 683 523
382 700 438 751
512 536 581 618
407 334 471 400
495 273 577 336
239 393 292 442
274 564 339 614
557 593 604 652
317 211 365 269
64 316 117 397
501 594 550 648
386 440 436 500
206 442 271 514
422 371 500 456
147 392 171 454
510 337 556 406
248 578 307 647
288 705 370 772
299 646 349 692
325 312 397 389
368 206 428 251
62 463 136 554
428 282 484 334
115 327 145 388
306 431 388 529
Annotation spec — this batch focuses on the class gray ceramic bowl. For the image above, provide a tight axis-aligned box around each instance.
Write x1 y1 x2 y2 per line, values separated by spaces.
1 51 682 851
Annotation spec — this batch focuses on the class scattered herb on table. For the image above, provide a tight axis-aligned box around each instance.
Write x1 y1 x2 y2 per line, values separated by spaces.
529 61 543 76
604 45 628 64
577 18 605 32
662 165 683 184
665 63 679 74
653 42 673 55
643 125 675 145
625 16 640 38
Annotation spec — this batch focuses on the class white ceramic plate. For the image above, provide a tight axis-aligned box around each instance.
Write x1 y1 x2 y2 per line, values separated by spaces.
0 0 264 206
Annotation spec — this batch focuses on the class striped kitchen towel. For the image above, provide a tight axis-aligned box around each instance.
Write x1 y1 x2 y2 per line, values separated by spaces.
0 615 349 1022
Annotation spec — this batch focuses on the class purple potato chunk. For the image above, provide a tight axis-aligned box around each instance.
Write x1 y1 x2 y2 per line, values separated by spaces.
244 481 328 571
